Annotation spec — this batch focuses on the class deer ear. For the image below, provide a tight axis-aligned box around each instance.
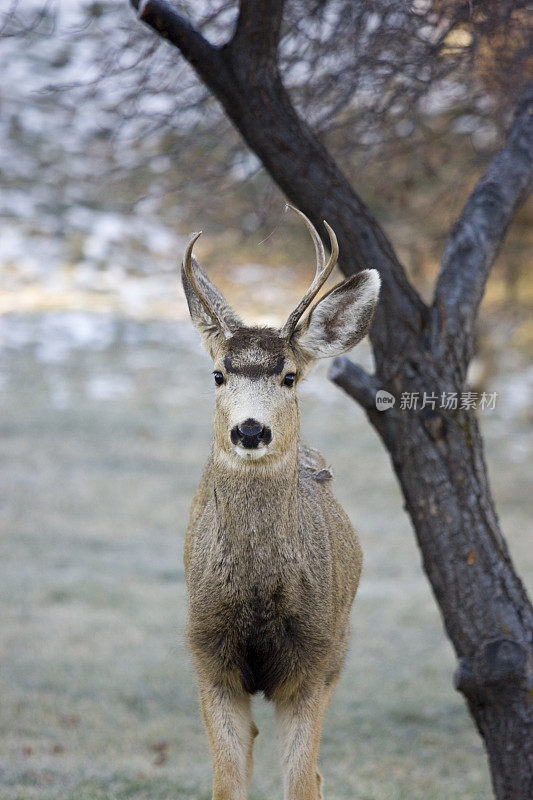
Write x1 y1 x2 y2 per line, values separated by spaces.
181 257 242 358
294 269 380 359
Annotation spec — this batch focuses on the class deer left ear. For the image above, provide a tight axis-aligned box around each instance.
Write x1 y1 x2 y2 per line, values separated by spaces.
294 269 380 359
181 255 242 359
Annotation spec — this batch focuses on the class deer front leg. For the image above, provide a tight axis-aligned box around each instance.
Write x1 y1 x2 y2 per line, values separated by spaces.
198 681 254 800
275 685 328 800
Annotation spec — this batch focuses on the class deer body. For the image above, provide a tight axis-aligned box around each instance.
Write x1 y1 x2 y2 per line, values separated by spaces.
186 440 361 702
182 209 380 800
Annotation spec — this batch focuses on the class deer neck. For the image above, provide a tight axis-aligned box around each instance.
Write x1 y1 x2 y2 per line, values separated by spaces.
211 442 300 542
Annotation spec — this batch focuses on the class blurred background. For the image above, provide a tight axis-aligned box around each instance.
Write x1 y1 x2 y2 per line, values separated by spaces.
1 2 532 799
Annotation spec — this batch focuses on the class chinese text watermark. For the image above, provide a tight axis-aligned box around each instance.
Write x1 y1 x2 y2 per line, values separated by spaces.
375 390 498 412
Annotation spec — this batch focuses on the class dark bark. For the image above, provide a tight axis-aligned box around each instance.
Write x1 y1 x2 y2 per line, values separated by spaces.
335 368 533 800
330 346 533 691
130 2 533 797
432 84 533 376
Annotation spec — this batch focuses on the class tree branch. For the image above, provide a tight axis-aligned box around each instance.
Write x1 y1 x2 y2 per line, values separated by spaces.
129 0 428 374
131 0 231 98
328 356 380 410
433 82 533 370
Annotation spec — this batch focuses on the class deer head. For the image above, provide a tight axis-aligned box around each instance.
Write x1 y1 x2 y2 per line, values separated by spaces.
182 207 380 464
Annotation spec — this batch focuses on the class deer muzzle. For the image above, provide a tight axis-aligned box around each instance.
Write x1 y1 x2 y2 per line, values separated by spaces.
231 418 272 450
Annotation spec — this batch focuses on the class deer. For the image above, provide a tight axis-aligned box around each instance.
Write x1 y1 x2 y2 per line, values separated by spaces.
181 207 380 800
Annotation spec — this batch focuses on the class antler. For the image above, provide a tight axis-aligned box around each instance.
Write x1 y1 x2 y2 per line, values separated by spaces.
182 231 235 337
281 206 339 338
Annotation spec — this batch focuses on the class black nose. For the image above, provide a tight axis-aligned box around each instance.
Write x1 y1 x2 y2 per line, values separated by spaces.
231 418 272 449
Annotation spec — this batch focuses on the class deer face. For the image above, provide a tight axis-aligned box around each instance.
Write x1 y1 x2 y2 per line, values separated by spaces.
210 327 302 462
182 207 381 465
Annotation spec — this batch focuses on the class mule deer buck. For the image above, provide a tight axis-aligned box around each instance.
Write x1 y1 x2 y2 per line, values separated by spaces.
182 207 380 800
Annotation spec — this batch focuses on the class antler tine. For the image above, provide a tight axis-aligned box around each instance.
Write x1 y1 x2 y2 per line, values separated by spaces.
281 214 339 338
182 231 231 336
285 204 325 272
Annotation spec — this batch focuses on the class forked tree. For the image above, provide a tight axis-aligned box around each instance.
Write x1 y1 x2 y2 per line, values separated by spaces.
130 1 533 797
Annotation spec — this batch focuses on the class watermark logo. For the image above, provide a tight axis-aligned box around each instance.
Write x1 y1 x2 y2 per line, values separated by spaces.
374 389 498 412
375 390 396 411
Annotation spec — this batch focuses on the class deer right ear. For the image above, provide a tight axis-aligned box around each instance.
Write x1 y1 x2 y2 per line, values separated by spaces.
293 269 380 359
181 257 242 358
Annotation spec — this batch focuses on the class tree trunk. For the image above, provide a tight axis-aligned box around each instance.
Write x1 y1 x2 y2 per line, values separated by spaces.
351 371 533 799
130 3 533 796
389 416 533 800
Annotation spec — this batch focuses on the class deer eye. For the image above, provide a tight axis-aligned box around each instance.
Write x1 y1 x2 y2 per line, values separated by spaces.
213 371 225 386
283 373 296 387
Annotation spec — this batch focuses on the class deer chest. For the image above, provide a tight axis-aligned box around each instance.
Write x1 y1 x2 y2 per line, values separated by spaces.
187 558 332 698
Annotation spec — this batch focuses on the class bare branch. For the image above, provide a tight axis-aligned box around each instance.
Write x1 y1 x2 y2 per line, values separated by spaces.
433 82 533 370
328 356 380 411
132 0 426 359
130 0 231 97
130 0 427 369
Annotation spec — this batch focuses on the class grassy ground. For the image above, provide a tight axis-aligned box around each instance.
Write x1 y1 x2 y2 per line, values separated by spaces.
1 313 532 800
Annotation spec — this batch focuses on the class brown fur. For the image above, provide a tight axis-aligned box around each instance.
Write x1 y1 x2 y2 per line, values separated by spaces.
181 216 379 799
186 440 362 701
184 331 362 800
